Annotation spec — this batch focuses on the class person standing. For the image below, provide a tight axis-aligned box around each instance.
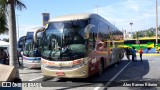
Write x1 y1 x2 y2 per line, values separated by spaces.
139 47 143 62
131 47 137 62
17 50 21 66
0 49 4 64
0 48 8 64
125 47 131 61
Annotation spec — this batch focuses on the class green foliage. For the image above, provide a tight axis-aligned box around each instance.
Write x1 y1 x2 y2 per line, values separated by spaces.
0 13 8 34
0 0 8 34
0 0 26 34
132 26 159 38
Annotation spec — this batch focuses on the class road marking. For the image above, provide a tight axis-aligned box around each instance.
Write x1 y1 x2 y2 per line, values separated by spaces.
29 76 44 81
51 77 60 81
94 60 132 90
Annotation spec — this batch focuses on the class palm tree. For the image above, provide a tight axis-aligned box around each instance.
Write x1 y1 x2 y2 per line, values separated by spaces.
0 0 8 34
0 0 26 81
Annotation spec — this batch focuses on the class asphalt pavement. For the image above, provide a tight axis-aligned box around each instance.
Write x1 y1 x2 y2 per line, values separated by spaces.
4 55 160 90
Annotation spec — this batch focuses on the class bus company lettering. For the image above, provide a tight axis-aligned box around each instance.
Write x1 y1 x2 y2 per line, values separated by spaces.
2 82 42 87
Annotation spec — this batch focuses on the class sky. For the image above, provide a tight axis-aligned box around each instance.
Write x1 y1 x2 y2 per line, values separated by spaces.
0 0 160 40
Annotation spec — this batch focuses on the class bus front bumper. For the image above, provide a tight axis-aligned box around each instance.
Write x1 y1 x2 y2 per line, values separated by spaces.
41 65 89 78
23 56 41 68
23 61 41 68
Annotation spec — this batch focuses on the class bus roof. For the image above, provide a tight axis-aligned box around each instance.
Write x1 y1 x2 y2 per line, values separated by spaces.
49 13 96 22
27 26 45 32
49 13 120 31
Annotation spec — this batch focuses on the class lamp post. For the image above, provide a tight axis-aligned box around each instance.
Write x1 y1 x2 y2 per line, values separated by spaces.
156 0 159 53
130 22 133 33
95 5 100 14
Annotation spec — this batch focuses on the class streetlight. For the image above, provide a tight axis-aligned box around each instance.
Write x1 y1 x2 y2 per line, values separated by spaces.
95 5 100 14
155 0 159 53
130 22 133 33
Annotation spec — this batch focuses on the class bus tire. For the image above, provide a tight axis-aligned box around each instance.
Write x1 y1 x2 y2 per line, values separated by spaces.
98 59 104 76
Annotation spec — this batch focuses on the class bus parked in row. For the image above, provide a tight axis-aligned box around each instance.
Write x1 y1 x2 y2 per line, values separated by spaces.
124 38 160 53
21 27 45 68
41 13 124 78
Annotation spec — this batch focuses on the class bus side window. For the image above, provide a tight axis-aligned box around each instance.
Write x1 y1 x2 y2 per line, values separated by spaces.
96 42 103 51
104 42 108 51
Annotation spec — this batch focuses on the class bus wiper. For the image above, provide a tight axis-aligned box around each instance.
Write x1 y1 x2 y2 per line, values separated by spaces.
51 50 59 57
48 50 53 60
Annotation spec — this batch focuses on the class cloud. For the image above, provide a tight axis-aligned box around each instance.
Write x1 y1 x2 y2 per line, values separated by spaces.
18 24 40 38
91 0 160 32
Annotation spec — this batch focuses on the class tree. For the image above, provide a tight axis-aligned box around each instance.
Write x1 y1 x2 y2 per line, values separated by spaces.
0 0 8 34
136 32 140 39
0 0 26 81
146 30 154 37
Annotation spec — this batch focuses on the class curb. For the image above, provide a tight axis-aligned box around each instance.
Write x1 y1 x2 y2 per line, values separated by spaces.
136 53 160 56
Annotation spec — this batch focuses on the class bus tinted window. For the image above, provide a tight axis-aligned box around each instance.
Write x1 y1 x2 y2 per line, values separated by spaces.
26 32 34 40
124 40 136 44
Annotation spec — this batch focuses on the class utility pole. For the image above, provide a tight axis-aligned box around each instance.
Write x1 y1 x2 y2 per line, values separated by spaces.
130 22 133 39
156 0 159 53
95 5 100 14
130 22 133 33
95 5 100 51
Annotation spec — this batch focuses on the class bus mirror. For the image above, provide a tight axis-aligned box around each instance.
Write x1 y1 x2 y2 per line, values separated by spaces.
84 24 95 39
84 32 89 39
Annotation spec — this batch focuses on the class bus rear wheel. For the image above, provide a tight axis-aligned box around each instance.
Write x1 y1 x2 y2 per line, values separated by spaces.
98 60 103 76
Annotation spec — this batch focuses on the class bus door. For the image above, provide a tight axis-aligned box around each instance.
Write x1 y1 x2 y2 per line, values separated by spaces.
105 41 111 66
87 34 98 75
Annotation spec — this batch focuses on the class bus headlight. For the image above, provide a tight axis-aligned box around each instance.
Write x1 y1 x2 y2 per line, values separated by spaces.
83 59 88 65
72 58 88 68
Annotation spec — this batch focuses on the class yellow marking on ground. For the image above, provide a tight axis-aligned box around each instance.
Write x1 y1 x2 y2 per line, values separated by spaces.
136 53 160 56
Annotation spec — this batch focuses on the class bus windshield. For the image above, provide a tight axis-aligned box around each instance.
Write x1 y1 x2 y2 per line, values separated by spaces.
26 32 34 40
42 20 88 61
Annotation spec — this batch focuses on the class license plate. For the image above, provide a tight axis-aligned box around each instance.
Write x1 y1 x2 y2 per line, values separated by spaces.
32 65 36 67
56 72 65 76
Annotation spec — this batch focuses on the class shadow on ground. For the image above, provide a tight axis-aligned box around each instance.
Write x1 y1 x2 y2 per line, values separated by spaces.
103 59 159 90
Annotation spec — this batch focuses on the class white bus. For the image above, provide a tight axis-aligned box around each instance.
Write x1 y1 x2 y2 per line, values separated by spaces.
22 27 45 68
